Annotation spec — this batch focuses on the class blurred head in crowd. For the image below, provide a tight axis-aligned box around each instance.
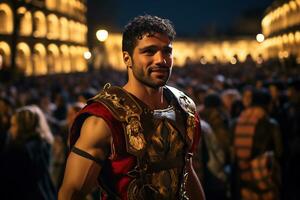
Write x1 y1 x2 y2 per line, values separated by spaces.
67 102 85 127
204 93 222 108
287 78 300 103
0 97 14 134
77 88 97 103
122 15 176 89
267 80 285 101
213 75 225 91
221 89 241 114
242 85 253 108
251 89 272 111
194 84 208 106
9 105 54 144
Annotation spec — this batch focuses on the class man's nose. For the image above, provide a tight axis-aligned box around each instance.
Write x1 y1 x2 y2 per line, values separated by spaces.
154 51 167 65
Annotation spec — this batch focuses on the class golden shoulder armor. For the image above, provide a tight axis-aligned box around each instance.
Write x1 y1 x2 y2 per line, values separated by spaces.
165 86 196 116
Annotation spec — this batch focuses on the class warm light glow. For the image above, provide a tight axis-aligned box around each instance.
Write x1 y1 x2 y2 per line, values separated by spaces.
256 34 265 43
230 57 237 64
83 51 91 59
200 57 207 65
96 29 108 42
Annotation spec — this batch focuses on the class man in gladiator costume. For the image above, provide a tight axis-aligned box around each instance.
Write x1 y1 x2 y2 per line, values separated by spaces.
59 15 206 200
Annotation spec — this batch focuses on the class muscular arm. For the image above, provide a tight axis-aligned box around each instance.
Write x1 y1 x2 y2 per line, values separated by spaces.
186 156 206 200
58 116 112 200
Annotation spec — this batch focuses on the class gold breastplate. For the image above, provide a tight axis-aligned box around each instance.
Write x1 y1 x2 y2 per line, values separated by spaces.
142 106 185 199
90 84 197 200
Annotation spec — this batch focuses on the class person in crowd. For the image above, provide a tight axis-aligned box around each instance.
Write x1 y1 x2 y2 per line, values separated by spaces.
201 93 230 158
0 97 14 152
59 15 205 200
267 80 287 124
51 102 85 189
0 105 56 200
194 119 230 200
242 85 254 109
231 89 283 200
221 89 241 118
281 78 300 200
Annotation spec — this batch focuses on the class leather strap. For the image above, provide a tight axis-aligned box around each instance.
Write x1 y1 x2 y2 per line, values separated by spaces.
71 146 106 166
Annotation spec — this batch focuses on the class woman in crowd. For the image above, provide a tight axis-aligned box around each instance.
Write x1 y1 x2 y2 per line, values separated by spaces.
0 105 56 200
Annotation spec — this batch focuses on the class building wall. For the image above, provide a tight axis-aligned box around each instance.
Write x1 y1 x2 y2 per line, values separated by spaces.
262 0 300 60
0 0 88 76
98 33 262 71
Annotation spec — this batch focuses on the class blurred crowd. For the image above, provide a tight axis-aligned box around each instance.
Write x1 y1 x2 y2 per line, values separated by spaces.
0 55 300 200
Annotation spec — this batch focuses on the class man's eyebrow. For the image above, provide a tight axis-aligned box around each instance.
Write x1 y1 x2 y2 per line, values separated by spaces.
138 45 158 52
138 45 173 52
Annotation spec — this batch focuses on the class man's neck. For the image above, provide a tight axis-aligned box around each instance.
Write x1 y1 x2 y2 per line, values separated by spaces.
123 82 168 110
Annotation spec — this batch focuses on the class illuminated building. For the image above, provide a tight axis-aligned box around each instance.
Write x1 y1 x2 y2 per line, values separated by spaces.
261 0 300 60
95 33 263 71
0 0 88 76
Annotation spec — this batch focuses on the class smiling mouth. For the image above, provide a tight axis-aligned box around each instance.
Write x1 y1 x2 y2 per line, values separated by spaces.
149 67 169 73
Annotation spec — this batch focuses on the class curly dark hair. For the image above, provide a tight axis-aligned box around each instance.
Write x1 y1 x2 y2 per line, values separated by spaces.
122 14 176 56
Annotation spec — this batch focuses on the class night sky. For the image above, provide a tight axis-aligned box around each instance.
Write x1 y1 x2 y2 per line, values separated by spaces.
87 0 274 38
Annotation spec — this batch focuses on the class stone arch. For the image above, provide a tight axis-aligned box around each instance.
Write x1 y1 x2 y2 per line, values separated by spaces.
59 17 69 41
0 3 13 34
77 46 87 72
60 45 71 73
16 42 32 75
69 45 77 71
0 41 11 68
47 44 61 73
69 0 76 15
18 7 32 36
68 20 75 42
33 11 46 38
47 14 59 39
45 0 57 10
60 0 69 12
33 43 47 75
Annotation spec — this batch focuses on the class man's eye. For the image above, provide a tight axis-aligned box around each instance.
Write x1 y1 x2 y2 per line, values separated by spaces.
163 49 172 55
143 49 156 55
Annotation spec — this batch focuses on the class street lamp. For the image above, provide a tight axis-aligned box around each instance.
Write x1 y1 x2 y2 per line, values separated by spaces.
256 33 265 43
96 29 108 42
83 51 91 60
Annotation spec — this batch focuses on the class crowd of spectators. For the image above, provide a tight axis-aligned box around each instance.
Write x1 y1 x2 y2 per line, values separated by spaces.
0 55 299 200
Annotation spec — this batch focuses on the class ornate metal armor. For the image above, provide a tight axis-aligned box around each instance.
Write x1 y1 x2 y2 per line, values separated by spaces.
73 84 200 199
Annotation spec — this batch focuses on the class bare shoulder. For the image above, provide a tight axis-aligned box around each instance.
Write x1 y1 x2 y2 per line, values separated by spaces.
75 115 112 159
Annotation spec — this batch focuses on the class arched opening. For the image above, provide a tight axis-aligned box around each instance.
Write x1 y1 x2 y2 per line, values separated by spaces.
33 11 46 38
60 45 71 73
69 0 76 16
18 7 32 36
33 43 47 75
60 0 69 13
47 44 61 73
16 42 32 75
77 46 87 72
45 0 57 10
0 3 13 34
47 14 59 39
69 46 77 71
68 20 75 42
59 17 69 41
0 41 11 69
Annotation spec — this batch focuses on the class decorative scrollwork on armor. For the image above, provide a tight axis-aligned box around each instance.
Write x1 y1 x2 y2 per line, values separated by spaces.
186 115 196 143
126 114 146 151
95 84 146 152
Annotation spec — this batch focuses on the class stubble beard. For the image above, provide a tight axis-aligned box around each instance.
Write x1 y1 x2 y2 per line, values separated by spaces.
132 65 171 89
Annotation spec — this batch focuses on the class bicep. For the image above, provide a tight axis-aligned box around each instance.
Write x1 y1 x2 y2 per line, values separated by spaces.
59 116 112 199
186 157 206 200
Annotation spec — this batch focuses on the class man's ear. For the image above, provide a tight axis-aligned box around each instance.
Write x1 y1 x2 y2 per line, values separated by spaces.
123 51 132 68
